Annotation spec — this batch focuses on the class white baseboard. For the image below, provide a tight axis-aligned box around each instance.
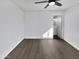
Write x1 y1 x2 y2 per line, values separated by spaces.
2 38 24 59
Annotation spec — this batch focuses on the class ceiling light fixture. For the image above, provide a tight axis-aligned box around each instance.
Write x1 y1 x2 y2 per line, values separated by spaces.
49 2 55 6
35 0 62 8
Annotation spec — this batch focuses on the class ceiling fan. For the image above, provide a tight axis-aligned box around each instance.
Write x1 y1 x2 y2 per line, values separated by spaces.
35 0 62 8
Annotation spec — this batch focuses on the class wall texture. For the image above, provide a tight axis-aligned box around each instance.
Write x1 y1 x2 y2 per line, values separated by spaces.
24 10 63 38
0 0 24 59
64 4 79 50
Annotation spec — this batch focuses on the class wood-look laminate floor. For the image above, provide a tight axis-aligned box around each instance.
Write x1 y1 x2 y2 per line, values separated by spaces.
5 39 79 59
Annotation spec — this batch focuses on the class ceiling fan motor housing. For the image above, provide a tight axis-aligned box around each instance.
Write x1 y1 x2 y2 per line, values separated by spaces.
49 0 56 3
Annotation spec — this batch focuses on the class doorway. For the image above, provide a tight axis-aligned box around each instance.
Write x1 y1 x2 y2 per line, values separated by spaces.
43 15 63 39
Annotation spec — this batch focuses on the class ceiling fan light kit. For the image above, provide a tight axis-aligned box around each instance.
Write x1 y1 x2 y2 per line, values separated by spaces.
49 2 55 6
35 0 62 8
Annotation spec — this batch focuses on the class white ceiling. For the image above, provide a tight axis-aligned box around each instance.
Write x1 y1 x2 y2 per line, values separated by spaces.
11 0 79 11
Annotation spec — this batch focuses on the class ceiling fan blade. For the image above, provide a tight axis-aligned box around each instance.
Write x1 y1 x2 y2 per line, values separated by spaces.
55 2 62 6
44 4 49 8
56 0 60 1
35 1 48 4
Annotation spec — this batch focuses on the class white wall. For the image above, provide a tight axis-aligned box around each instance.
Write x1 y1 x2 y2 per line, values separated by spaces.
64 4 79 50
24 10 63 38
0 0 24 59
